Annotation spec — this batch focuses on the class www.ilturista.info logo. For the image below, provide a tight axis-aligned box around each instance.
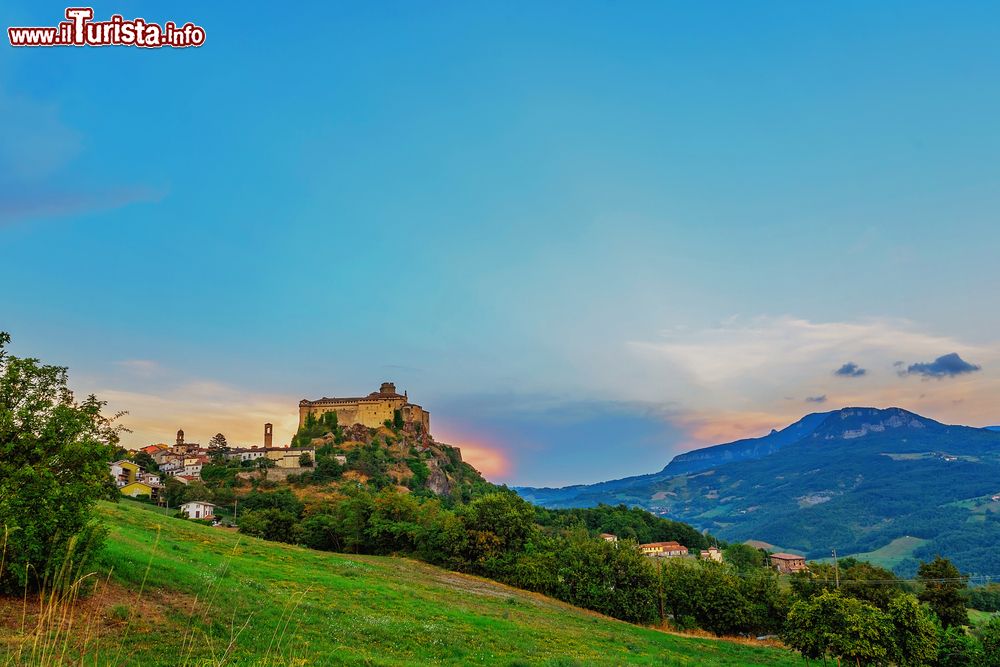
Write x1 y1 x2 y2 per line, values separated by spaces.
8 8 205 48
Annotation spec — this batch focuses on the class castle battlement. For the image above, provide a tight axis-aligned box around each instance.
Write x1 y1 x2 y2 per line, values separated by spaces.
298 382 430 433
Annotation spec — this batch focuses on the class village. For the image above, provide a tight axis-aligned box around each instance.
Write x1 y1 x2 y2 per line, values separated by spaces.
107 382 817 573
109 422 324 519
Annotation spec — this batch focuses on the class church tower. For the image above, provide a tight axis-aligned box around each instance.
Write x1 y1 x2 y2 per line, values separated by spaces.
176 429 185 447
264 423 273 449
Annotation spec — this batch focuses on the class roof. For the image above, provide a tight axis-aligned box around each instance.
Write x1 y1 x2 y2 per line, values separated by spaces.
180 500 216 507
770 553 806 560
640 541 687 549
121 481 156 490
600 533 616 538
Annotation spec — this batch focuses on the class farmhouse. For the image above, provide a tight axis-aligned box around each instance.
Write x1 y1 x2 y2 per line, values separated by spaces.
639 541 689 558
700 547 724 562
769 553 808 573
600 533 618 542
180 501 215 520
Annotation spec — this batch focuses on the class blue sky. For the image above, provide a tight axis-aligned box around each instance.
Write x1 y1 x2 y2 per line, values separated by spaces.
3 1 999 485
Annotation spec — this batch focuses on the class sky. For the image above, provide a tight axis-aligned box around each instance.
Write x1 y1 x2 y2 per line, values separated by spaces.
2 1 999 486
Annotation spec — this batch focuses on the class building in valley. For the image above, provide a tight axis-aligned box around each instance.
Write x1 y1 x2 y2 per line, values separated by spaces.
639 541 689 558
180 501 215 520
769 553 808 573
298 382 430 433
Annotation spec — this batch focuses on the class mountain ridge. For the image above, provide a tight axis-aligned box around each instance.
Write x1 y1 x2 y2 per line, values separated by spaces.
516 407 1000 575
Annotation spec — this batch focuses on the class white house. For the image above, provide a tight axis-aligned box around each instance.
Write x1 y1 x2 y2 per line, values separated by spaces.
180 501 215 520
227 448 266 463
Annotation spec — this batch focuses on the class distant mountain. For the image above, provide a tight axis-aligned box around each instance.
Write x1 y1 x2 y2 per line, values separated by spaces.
517 407 1000 576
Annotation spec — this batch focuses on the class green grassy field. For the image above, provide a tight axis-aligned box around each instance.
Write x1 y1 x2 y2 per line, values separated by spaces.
2 501 800 666
831 536 930 571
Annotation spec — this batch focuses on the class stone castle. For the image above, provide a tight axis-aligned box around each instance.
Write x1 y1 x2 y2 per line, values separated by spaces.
298 382 430 433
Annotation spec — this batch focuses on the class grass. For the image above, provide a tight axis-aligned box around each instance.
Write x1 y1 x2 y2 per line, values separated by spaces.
832 536 930 571
969 609 999 627
2 501 800 666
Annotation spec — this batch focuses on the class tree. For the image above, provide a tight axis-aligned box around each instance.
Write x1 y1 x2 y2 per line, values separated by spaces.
461 492 536 562
238 509 297 542
918 557 969 629
783 591 894 665
132 450 159 474
0 332 122 592
936 626 981 667
723 543 765 571
980 617 1000 667
298 452 314 467
207 433 229 462
886 594 938 666
163 477 188 508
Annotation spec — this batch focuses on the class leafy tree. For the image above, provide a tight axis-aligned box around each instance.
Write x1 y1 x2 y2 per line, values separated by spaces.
298 452 314 468
783 591 895 665
886 594 938 666
829 595 893 666
782 592 839 661
0 332 121 592
295 514 341 551
980 617 1000 667
238 509 297 543
918 557 969 629
132 450 159 473
936 626 981 667
723 543 765 571
200 463 233 485
208 433 229 461
461 492 535 562
240 488 304 518
162 477 188 508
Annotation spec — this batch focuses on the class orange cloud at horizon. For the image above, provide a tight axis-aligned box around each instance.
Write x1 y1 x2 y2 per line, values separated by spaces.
432 425 512 480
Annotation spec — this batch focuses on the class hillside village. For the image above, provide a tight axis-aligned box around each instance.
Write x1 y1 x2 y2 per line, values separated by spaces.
108 381 825 572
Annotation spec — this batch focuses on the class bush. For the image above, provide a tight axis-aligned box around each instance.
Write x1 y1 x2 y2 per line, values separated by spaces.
0 332 120 593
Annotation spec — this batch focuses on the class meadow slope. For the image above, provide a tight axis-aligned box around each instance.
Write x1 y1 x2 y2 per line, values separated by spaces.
2 501 798 666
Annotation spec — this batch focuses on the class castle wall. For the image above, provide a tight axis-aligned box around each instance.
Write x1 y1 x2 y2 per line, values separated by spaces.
298 396 407 430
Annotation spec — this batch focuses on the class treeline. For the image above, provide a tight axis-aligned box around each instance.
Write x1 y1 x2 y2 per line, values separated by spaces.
535 503 710 551
232 484 1000 664
236 487 662 623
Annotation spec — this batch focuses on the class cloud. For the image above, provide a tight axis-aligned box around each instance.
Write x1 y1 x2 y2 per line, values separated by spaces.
433 392 686 486
0 185 164 227
805 395 827 403
0 87 163 227
93 380 300 451
904 353 982 379
113 359 163 378
834 362 867 378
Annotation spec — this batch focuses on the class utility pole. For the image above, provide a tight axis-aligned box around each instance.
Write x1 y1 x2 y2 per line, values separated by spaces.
832 548 840 589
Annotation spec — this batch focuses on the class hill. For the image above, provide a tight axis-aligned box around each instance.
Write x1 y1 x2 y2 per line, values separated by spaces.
517 407 1000 576
0 501 797 666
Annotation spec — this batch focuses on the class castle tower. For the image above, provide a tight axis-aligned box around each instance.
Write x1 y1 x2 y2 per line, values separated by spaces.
176 429 185 447
380 382 396 396
264 423 273 449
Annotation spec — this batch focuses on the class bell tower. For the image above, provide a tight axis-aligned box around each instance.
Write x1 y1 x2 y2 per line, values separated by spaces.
176 429 185 447
264 423 273 449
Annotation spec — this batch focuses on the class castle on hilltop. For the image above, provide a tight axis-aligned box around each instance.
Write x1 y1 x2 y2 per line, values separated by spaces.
298 382 430 434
